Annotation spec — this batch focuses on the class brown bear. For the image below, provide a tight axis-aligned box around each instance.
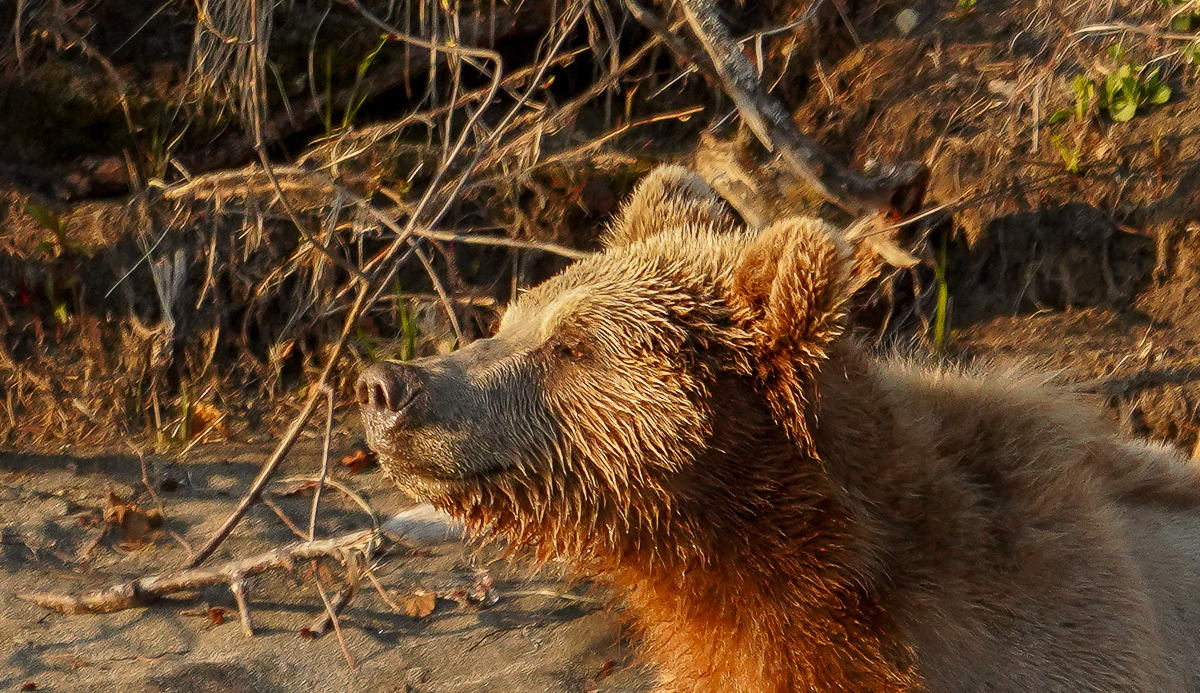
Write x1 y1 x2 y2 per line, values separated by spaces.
357 165 1200 693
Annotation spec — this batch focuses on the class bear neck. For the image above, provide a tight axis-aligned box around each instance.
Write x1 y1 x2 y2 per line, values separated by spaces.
590 340 920 692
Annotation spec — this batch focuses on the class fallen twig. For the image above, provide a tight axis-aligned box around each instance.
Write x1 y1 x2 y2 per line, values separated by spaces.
17 529 381 624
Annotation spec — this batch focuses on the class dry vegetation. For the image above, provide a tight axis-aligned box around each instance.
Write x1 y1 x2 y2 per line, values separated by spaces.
1 0 1199 454
2 2 1200 687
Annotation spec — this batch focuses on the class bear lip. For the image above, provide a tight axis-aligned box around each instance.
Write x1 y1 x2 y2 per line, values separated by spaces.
377 453 508 495
390 385 424 417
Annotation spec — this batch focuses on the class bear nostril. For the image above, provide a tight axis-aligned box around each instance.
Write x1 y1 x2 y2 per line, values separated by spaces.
356 363 420 414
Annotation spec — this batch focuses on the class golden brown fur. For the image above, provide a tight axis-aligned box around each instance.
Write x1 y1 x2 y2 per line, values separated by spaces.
359 165 1200 693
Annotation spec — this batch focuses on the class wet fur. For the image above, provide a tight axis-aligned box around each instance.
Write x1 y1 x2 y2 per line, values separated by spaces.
366 166 1200 692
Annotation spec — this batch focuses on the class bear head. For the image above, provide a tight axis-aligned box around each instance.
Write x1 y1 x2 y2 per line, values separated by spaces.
357 165 858 562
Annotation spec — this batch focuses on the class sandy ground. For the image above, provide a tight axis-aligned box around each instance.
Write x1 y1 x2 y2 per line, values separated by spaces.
0 438 651 693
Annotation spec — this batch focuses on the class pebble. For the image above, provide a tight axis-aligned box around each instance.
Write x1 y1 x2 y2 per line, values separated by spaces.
896 8 921 36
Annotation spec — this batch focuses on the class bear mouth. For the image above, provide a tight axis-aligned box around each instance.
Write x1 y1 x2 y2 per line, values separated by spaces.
380 459 514 510
377 451 507 487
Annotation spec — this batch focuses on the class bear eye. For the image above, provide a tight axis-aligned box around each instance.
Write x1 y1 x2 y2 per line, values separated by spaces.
553 340 587 360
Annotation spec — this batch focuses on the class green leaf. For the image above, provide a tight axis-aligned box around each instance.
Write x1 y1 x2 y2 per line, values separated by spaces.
23 202 63 235
1110 96 1138 122
1184 42 1200 65
1148 82 1171 105
1048 109 1073 125
1071 76 1095 118
1051 134 1082 174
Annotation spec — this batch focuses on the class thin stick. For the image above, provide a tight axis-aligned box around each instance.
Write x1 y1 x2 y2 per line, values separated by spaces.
278 475 379 528
255 145 368 284
308 385 336 541
414 244 464 346
637 0 928 219
19 529 379 614
229 573 254 636
409 228 588 260
361 562 406 614
313 574 356 667
346 0 507 276
1073 22 1200 40
186 289 367 568
309 584 355 636
262 496 308 540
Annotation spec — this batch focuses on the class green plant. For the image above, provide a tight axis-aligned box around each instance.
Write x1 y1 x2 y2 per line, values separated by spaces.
1183 41 1200 68
1049 48 1171 125
932 234 950 353
25 202 82 323
1099 63 1171 122
395 281 419 361
1051 134 1084 173
955 0 977 13
1158 0 1200 31
342 36 388 131
24 202 72 258
319 36 389 135
1049 76 1095 124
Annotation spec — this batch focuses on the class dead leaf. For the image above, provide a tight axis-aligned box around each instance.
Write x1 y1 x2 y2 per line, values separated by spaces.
104 492 162 546
403 589 437 618
468 573 498 607
340 448 377 474
187 401 228 441
207 606 230 625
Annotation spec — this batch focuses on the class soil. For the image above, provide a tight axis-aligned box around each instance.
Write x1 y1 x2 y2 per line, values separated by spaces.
0 439 650 692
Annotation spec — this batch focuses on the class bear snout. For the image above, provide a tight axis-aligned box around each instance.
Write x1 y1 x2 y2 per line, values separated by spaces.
356 362 424 418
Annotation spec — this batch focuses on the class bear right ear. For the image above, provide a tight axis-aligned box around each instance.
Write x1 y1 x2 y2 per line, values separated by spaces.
602 165 736 248
728 218 855 443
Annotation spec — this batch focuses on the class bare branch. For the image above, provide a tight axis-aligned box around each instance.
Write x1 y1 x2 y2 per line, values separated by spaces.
636 0 929 221
18 530 380 615
185 288 370 568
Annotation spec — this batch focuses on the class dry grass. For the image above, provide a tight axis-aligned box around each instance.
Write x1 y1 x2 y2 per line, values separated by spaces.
2 0 1199 450
0 0 715 449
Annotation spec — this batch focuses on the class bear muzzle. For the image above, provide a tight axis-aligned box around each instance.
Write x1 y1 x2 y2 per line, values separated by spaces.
356 361 426 451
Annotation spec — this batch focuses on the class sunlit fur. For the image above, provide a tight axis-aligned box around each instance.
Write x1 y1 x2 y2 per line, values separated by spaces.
367 166 1200 693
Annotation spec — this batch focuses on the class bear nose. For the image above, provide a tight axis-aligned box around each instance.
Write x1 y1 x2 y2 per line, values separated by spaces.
356 362 422 414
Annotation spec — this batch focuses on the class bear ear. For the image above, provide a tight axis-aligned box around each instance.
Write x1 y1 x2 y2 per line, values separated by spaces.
730 217 853 354
728 218 856 441
603 165 736 248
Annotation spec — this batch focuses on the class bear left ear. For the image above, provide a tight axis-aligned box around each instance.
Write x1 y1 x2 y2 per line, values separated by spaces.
728 217 855 442
603 165 737 248
730 217 853 356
